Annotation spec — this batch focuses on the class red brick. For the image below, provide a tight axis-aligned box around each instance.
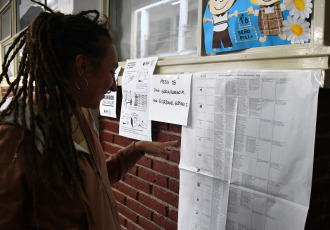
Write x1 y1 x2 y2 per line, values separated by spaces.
153 121 169 131
153 160 179 179
169 124 181 133
118 213 126 227
154 132 181 144
139 193 167 216
168 179 179 194
115 135 134 147
117 203 138 223
153 187 179 208
126 197 152 219
113 181 138 199
154 153 168 160
137 156 152 168
139 217 160 230
125 175 151 194
100 119 120 133
138 167 168 188
169 150 180 164
112 189 126 205
103 143 121 155
153 213 177 230
128 166 137 176
169 209 178 222
126 220 143 230
99 131 114 143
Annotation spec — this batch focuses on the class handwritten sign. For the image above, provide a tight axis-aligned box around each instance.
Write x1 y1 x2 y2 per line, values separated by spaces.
149 74 192 126
238 12 252 27
234 27 258 43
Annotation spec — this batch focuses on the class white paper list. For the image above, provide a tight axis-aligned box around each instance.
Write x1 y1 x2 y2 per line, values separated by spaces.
178 70 321 230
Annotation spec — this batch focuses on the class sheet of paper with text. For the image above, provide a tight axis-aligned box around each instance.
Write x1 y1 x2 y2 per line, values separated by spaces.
149 74 192 126
119 57 158 141
178 70 321 230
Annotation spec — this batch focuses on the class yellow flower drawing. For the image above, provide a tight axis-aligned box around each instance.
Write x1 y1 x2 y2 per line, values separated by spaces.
283 16 311 44
285 0 313 19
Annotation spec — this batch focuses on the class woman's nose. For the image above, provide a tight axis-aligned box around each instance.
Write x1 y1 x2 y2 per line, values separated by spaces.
109 77 117 92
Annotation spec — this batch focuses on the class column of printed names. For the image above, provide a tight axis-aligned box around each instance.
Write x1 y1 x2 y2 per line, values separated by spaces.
179 70 319 230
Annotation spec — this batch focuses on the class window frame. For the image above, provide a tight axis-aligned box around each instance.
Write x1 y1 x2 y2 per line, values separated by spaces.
0 1 12 42
0 0 59 89
108 0 330 87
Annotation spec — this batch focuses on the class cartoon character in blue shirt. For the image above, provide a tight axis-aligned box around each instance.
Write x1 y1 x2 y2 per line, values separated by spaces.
203 0 238 51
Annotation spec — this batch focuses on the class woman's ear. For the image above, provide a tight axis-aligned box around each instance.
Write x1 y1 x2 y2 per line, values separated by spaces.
75 54 88 77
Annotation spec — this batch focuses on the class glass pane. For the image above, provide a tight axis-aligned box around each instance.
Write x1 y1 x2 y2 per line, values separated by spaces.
3 43 14 78
47 0 58 7
16 0 43 32
112 0 198 61
0 0 8 9
1 5 11 40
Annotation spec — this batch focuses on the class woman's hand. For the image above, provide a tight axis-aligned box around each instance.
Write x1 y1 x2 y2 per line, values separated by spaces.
135 140 179 156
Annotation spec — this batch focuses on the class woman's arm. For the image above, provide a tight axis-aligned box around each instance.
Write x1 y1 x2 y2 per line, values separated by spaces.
106 140 178 184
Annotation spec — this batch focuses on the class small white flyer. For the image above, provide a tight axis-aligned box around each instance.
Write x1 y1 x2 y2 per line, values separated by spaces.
149 74 192 126
100 66 121 118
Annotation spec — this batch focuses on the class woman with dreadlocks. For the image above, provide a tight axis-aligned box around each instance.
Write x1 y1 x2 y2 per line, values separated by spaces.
0 1 178 229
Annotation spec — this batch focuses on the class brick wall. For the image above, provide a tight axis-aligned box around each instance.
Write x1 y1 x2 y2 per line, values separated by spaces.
1 87 9 98
100 87 330 230
99 87 181 229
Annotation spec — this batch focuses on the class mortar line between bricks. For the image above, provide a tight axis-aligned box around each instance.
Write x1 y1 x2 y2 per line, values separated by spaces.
139 210 176 228
125 194 163 217
113 188 179 224
100 129 119 136
116 202 143 227
156 129 182 137
100 118 120 124
138 164 180 183
118 211 144 230
126 173 179 198
127 213 168 230
144 154 179 167
114 180 179 210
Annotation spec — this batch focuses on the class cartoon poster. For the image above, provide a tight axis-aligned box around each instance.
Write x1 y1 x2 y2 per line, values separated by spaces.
203 0 313 54
119 57 158 141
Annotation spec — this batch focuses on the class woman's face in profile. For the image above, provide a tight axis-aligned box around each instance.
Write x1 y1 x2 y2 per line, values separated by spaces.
74 42 118 109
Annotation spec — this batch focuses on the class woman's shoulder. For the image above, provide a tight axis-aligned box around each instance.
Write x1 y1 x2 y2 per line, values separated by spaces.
0 97 46 153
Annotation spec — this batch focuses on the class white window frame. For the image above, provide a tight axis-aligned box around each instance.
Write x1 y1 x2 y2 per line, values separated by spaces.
0 0 59 91
107 0 330 87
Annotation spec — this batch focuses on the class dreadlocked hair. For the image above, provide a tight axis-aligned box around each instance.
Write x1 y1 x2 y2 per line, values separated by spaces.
0 0 113 225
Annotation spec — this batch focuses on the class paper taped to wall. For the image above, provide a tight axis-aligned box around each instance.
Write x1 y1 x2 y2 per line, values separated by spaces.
119 57 158 141
178 70 320 230
149 74 192 126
